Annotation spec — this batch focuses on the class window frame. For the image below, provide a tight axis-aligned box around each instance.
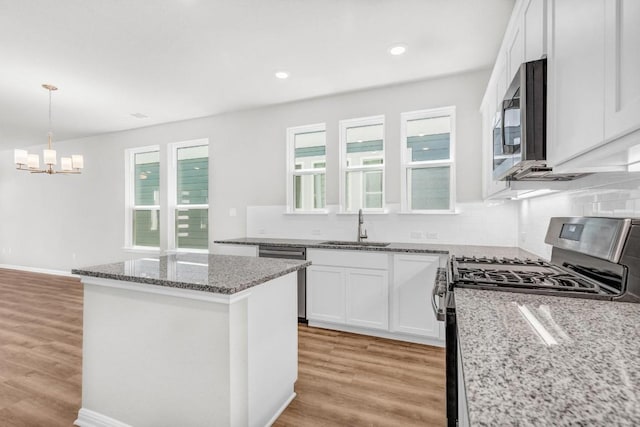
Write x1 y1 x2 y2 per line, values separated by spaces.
286 123 327 213
167 138 210 253
124 145 161 251
400 106 457 213
338 115 386 213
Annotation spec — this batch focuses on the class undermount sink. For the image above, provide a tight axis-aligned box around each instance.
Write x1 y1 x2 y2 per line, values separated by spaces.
320 240 390 247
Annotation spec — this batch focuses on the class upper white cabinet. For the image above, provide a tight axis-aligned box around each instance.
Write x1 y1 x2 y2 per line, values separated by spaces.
523 0 546 62
604 0 640 141
507 26 524 82
481 0 548 199
547 0 640 170
547 0 606 166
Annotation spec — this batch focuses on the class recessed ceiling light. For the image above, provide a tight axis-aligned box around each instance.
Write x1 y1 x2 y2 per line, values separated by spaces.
275 71 289 79
389 45 407 56
130 112 149 119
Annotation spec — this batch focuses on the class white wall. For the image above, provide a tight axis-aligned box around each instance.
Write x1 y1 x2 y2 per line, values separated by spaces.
518 176 640 258
0 69 497 271
246 202 519 247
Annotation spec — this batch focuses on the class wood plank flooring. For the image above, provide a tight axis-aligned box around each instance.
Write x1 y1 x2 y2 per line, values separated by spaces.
0 268 83 426
0 269 445 426
275 325 446 427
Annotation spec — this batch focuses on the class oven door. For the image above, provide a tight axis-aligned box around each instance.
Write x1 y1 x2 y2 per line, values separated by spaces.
432 267 458 427
445 291 458 427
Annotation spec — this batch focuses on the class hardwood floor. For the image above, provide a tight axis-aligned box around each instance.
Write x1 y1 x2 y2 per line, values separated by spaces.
0 268 83 426
275 325 446 427
0 269 445 426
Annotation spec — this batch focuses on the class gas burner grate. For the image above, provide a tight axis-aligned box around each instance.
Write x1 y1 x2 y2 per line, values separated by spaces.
454 267 601 293
453 256 549 266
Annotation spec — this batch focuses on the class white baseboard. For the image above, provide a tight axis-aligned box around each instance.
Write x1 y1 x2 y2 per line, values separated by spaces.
265 392 296 427
0 263 73 277
74 408 132 427
308 320 445 347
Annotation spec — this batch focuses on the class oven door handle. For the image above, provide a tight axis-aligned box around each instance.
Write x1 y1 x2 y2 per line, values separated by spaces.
432 282 446 322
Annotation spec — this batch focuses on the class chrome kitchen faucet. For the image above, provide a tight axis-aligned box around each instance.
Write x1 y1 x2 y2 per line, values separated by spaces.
357 208 368 242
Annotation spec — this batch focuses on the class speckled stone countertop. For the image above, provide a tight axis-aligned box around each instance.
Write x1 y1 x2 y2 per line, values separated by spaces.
72 253 310 295
215 237 539 259
455 288 640 426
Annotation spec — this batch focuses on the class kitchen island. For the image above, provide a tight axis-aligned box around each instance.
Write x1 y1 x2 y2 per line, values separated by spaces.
72 253 310 427
455 288 640 426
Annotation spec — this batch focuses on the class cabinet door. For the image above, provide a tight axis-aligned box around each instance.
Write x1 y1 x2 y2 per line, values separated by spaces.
507 26 524 83
307 265 346 324
345 269 388 330
604 0 640 140
547 0 606 166
523 0 546 62
391 254 442 339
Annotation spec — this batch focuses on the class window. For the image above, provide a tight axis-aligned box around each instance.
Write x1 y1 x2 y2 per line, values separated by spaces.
339 115 385 212
286 123 326 212
169 141 209 250
125 139 209 252
126 146 160 248
401 107 456 212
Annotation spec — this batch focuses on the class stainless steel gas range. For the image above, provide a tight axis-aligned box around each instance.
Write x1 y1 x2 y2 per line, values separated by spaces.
435 217 640 427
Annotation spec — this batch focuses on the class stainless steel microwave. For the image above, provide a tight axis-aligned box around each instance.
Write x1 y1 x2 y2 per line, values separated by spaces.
493 58 548 181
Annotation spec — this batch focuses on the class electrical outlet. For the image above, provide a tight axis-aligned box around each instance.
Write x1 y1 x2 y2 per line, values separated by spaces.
229 208 237 217
311 229 322 236
425 232 438 240
257 229 266 235
410 231 422 239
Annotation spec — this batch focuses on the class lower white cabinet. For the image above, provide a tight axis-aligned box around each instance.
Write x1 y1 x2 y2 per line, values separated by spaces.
345 268 388 330
307 265 346 324
391 254 442 340
307 249 443 344
307 261 388 331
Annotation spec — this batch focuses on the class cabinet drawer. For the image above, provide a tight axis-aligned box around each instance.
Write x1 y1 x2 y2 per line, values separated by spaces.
307 249 389 270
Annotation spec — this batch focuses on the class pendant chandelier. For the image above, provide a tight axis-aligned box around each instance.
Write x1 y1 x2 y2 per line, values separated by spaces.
14 84 84 174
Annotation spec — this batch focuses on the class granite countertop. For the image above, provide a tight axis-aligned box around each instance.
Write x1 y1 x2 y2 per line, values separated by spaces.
72 253 310 295
455 288 640 426
215 237 539 259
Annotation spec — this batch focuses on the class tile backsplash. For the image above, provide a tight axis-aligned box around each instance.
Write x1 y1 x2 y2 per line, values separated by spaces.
247 202 519 247
518 177 640 259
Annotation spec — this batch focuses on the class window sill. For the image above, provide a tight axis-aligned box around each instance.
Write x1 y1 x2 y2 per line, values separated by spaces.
336 209 389 215
397 210 459 215
284 210 330 215
123 246 161 254
165 248 210 254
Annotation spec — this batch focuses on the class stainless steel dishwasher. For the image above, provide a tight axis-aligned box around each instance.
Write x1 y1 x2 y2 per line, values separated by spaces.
258 245 307 323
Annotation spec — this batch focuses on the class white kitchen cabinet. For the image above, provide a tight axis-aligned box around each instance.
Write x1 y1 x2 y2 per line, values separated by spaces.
391 254 442 340
307 265 346 324
307 250 388 329
507 25 524 83
547 0 606 166
523 0 546 62
604 0 640 141
345 268 388 330
306 249 444 345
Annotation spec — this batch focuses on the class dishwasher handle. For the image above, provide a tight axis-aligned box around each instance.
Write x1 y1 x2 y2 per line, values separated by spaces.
258 247 306 259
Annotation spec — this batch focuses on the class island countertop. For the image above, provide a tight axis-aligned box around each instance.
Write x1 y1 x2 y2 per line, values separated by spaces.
72 253 310 294
455 288 640 426
215 237 539 259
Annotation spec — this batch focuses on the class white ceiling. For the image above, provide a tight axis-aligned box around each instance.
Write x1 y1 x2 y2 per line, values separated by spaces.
0 0 514 150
